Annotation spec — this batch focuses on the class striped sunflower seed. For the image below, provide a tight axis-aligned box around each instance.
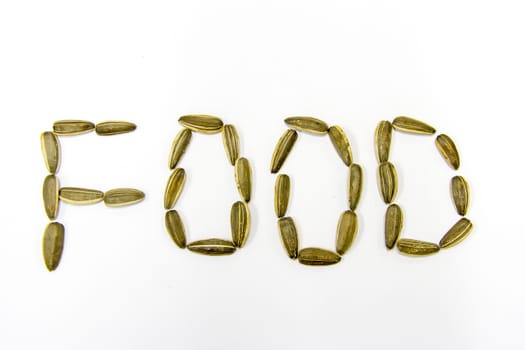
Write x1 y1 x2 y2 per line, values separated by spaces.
165 210 186 248
298 248 341 266
178 115 224 134
348 163 362 211
222 124 240 165
278 217 299 259
284 116 329 135
392 117 436 135
164 168 186 209
270 129 298 173
274 174 291 218
235 157 252 202
169 128 192 169
436 134 460 170
450 176 470 216
397 239 440 256
59 187 104 205
95 121 136 136
439 218 473 249
378 162 398 204
53 120 95 136
335 210 358 255
187 239 236 255
231 201 250 248
385 204 403 249
43 222 65 272
40 131 60 174
104 188 145 207
375 121 392 162
43 175 59 220
328 126 353 166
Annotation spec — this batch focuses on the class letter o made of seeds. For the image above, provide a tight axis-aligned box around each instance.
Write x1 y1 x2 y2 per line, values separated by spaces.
164 115 252 256
375 116 473 256
271 117 362 266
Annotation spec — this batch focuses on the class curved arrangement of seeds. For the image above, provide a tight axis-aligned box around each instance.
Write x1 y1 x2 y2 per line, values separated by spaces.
164 115 252 255
40 120 144 271
270 117 361 266
375 116 473 256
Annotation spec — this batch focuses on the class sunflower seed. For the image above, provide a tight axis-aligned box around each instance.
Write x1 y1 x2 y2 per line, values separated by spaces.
439 218 473 249
274 174 291 218
397 239 440 256
40 131 60 174
378 162 398 204
335 210 358 255
392 117 436 135
278 217 299 259
436 134 460 170
450 176 470 216
104 188 145 207
375 121 392 162
165 210 186 248
187 239 236 255
168 128 192 169
284 116 329 135
178 115 224 134
385 204 403 249
95 121 136 135
164 168 186 209
298 248 341 266
231 201 250 247
222 124 240 165
43 175 59 220
235 157 252 202
270 129 298 173
59 187 104 205
43 222 65 271
53 120 95 136
328 126 353 166
348 163 362 211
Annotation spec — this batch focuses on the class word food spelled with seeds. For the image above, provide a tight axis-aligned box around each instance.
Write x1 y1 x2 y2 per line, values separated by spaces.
271 117 362 266
164 115 252 255
375 117 473 256
40 121 145 271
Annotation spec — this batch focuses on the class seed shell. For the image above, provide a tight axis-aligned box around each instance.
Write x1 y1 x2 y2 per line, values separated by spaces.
231 201 250 248
328 126 353 166
278 217 299 259
284 116 329 135
43 175 59 220
222 124 240 165
274 174 291 218
104 188 145 207
235 157 252 202
59 187 104 205
43 222 65 271
385 204 403 249
270 129 298 173
335 210 358 255
168 128 192 169
53 120 95 136
397 239 440 256
95 121 136 136
187 239 236 255
178 115 224 134
40 131 60 174
450 176 470 216
298 248 341 266
348 163 362 211
439 218 473 249
436 134 460 170
164 168 186 209
165 210 186 248
378 162 398 204
392 117 436 135
375 121 392 162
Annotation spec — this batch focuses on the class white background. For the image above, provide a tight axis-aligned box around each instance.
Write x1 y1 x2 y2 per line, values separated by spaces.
1 1 524 349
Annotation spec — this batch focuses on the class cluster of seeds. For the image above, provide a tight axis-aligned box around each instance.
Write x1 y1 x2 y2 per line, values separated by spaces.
271 117 362 266
375 116 473 256
40 120 144 271
164 115 252 255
